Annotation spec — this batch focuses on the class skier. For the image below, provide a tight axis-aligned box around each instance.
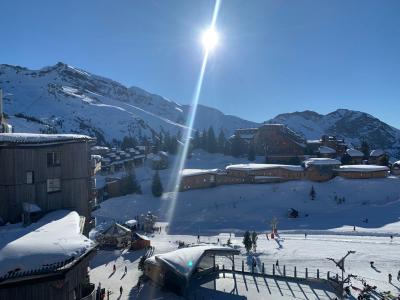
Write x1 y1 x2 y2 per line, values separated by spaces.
353 226 356 231
276 260 279 267
390 235 393 242
197 235 200 243
389 274 392 284
304 233 307 239
397 270 400 281
113 264 116 273
124 265 127 274
370 261 374 268
120 286 123 295
217 238 220 244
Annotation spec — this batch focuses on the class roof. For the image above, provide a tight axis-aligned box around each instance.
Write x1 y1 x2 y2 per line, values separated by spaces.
370 149 385 157
226 163 303 172
335 165 389 172
133 232 150 241
318 146 336 154
0 210 94 277
149 245 239 280
124 219 138 227
346 148 364 157
181 168 220 177
102 223 131 236
0 133 94 146
304 158 341 168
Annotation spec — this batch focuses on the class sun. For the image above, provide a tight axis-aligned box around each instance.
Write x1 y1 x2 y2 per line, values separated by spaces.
201 28 219 51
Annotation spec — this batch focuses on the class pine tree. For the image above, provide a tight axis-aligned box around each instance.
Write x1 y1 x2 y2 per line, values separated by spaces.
151 171 163 197
341 153 352 165
193 130 201 149
378 154 389 166
217 129 226 153
309 185 316 200
123 172 142 195
201 129 208 150
361 141 370 159
248 143 256 161
207 126 217 153
121 136 138 149
251 231 258 252
242 230 252 253
231 133 244 157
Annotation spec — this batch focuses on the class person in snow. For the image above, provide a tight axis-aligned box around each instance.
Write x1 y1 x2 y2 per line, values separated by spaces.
388 274 392 283
276 260 279 267
353 226 356 231
304 233 307 239
113 264 116 273
120 286 123 295
390 235 393 242
124 266 127 274
370 261 374 268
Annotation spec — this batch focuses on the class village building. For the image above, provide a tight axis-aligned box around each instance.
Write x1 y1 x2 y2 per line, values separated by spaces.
124 219 138 230
97 222 131 249
368 149 388 165
139 211 157 232
391 161 400 175
0 133 95 232
147 151 169 170
334 165 390 179
179 169 220 191
303 158 341 182
345 148 364 164
318 146 337 158
226 163 304 183
144 245 239 296
0 210 96 300
131 232 151 250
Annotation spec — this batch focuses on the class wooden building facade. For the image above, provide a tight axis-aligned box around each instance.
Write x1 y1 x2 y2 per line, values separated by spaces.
0 134 95 229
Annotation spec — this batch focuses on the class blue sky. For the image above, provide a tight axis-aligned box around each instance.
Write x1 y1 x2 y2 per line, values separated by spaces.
1 0 400 127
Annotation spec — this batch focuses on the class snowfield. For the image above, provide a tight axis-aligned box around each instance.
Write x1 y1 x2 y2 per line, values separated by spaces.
90 150 400 299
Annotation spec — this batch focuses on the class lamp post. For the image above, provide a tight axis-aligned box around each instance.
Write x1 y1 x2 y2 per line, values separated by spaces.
326 250 356 295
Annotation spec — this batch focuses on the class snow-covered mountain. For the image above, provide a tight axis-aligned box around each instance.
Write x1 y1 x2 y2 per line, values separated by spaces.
0 63 259 144
266 110 400 157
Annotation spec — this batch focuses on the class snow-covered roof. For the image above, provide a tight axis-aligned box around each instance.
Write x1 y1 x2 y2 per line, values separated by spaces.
346 148 363 157
91 146 109 151
335 165 389 172
0 133 94 145
150 245 239 280
303 158 341 168
0 210 94 277
124 219 138 226
307 139 322 144
102 223 131 236
318 146 336 154
133 232 150 241
393 160 400 167
181 169 220 177
370 149 385 157
226 163 303 172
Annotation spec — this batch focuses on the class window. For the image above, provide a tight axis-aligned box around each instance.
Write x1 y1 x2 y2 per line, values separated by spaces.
47 152 60 167
26 171 34 184
47 178 61 193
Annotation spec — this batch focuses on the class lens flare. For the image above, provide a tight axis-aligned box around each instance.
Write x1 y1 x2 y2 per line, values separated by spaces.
202 28 219 51
165 0 222 225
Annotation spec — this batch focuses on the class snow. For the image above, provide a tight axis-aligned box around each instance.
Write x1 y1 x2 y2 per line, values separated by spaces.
318 146 336 154
370 149 385 157
181 168 220 176
303 158 341 167
335 165 390 172
346 148 364 157
124 219 138 227
0 133 93 144
0 210 94 277
226 163 304 172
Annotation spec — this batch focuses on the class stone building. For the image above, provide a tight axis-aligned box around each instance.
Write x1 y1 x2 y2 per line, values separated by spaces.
303 158 341 182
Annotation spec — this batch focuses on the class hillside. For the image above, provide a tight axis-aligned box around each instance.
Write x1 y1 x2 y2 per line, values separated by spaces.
266 109 400 157
0 63 259 144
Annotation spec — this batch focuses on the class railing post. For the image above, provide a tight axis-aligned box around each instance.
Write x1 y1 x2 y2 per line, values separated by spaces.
223 265 225 278
305 268 308 278
251 263 254 273
317 269 319 279
262 263 265 274
294 266 297 278
336 273 338 281
327 271 330 280
273 264 275 276
283 265 286 276
242 260 244 272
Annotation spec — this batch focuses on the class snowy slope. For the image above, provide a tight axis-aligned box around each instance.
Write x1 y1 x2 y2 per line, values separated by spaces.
266 110 400 157
0 63 259 143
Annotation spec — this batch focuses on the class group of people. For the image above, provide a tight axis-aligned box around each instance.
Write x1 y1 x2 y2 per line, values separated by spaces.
370 261 400 284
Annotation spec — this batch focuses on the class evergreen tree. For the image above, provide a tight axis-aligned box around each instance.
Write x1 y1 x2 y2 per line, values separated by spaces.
341 153 352 165
361 141 370 159
138 255 146 271
378 154 389 166
309 185 316 200
121 136 138 149
231 133 244 157
122 172 142 195
217 129 226 153
207 126 217 153
201 129 208 150
193 130 201 149
251 231 258 252
151 171 163 197
242 230 252 253
248 143 256 161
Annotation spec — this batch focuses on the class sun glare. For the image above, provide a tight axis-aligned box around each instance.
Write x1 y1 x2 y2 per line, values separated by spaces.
201 28 219 51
